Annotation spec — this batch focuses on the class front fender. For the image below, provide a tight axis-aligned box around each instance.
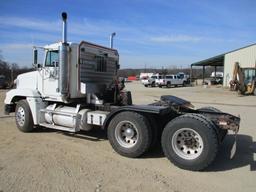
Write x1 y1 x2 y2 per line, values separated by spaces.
4 89 41 104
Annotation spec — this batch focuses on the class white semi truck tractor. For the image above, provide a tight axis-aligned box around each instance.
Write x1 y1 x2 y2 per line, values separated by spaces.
4 13 240 171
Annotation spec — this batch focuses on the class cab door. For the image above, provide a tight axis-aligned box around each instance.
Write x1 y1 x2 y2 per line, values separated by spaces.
41 50 60 97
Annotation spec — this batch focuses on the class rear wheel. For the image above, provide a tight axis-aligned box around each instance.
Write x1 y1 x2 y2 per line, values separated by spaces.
15 100 34 132
167 82 171 88
145 115 159 149
161 114 218 171
108 111 152 158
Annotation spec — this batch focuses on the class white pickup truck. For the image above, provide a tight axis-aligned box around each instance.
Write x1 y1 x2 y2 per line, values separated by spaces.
158 74 185 88
141 75 162 87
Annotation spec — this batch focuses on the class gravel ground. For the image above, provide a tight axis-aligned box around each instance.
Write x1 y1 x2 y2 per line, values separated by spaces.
0 82 255 192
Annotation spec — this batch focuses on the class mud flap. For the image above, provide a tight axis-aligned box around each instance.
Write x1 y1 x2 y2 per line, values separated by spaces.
230 133 237 159
230 128 239 159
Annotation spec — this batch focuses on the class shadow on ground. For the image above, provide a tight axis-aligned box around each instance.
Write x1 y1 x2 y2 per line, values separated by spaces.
206 134 256 172
141 134 256 172
34 127 256 171
61 129 107 142
34 127 107 142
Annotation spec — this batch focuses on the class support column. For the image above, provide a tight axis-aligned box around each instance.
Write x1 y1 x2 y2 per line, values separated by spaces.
214 66 217 81
203 66 205 84
190 65 193 86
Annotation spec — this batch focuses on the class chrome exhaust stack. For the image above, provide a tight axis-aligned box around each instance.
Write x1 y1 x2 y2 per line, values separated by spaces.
110 32 116 49
62 12 67 43
59 12 69 98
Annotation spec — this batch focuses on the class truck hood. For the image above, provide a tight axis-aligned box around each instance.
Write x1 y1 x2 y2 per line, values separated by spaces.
16 71 39 90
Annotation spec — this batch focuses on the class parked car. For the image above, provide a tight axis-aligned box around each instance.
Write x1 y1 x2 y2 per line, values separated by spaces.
158 74 186 88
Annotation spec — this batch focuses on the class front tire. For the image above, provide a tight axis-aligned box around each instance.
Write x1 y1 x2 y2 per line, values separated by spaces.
108 111 152 158
15 100 34 132
161 114 218 171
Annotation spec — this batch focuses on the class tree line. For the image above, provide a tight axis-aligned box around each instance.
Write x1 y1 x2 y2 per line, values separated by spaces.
0 51 34 86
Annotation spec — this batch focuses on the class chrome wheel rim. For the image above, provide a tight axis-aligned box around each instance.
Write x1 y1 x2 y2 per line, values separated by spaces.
115 121 138 148
16 106 25 127
172 128 204 160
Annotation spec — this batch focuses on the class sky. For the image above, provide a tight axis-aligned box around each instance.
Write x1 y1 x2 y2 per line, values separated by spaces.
0 0 256 69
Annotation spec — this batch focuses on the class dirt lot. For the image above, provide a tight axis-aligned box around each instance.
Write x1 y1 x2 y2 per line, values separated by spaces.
0 82 256 192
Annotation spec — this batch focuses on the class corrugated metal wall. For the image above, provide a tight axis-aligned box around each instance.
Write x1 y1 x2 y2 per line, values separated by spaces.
224 44 256 87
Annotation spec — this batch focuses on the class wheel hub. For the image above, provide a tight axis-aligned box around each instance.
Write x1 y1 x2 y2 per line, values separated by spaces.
16 107 25 127
124 128 135 139
172 128 204 160
115 121 138 148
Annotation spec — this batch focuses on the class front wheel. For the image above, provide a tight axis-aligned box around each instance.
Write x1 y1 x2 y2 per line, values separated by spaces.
15 100 34 132
108 111 152 158
161 114 218 171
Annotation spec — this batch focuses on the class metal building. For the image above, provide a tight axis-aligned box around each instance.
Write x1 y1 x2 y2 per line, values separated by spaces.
191 43 256 87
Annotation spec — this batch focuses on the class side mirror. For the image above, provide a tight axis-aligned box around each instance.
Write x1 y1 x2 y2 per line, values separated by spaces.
33 49 38 65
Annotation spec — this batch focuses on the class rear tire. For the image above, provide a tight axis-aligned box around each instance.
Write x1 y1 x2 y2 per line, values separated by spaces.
108 111 152 158
145 115 159 149
15 100 34 132
161 114 218 171
167 82 171 88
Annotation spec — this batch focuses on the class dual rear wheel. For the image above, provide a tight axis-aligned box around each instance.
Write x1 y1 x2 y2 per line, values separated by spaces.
108 111 219 171
108 111 153 157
